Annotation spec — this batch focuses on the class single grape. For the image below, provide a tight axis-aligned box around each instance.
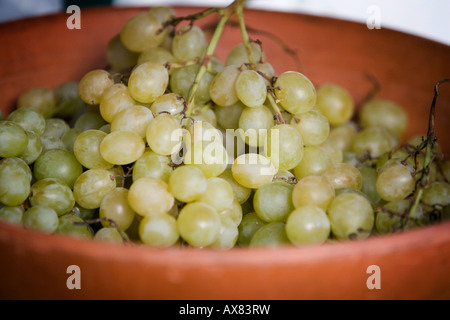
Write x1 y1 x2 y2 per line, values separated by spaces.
218 169 252 204
290 109 330 146
225 43 264 67
209 65 240 107
0 121 29 158
215 101 246 130
128 62 169 104
78 69 114 105
422 181 450 207
172 25 207 62
322 162 363 190
106 34 139 73
56 214 94 239
352 125 398 158
235 69 267 108
238 105 274 147
73 111 107 131
286 205 330 245
100 130 145 165
198 177 235 212
6 107 46 136
326 122 358 153
17 87 56 118
73 169 117 210
42 118 70 139
0 159 31 206
22 206 59 234
293 146 332 180
274 71 316 115
253 181 294 223
231 153 277 189
128 177 174 216
376 159 415 202
359 99 408 137
110 105 154 138
237 212 267 246
138 46 176 68
94 227 127 244
249 222 290 247
146 113 183 156
73 129 113 170
99 83 136 123
209 214 239 250
0 205 24 225
292 175 335 211
99 187 135 231
19 130 43 164
29 178 75 216
168 165 207 203
139 213 179 248
132 150 173 183
150 92 184 115
61 128 82 153
218 198 243 227
315 83 354 126
359 165 381 205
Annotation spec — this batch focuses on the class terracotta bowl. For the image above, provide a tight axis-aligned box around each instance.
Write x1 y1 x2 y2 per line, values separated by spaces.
0 6 449 300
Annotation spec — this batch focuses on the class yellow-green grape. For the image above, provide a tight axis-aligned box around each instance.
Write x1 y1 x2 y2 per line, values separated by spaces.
198 177 234 212
359 165 381 205
73 169 117 210
422 181 450 207
352 125 398 158
128 177 174 216
52 81 85 120
150 92 184 115
94 227 127 244
274 71 316 115
231 153 277 189
42 118 70 139
218 169 252 204
322 162 363 190
238 105 274 147
209 214 239 250
191 106 217 126
255 62 276 85
18 130 43 165
132 150 172 183
146 113 182 156
0 205 24 225
148 6 176 24
99 83 136 123
137 46 176 68
99 187 135 231
359 99 408 137
249 222 290 247
168 165 207 203
139 213 179 247
290 109 330 146
0 121 28 158
292 175 335 211
128 62 169 104
120 11 167 52
172 25 207 62
293 146 332 180
78 69 114 105
29 178 75 216
225 43 264 67
22 206 59 234
17 87 56 118
56 214 93 239
237 211 267 246
376 159 415 202
315 83 354 126
375 200 426 234
106 34 139 73
40 135 66 152
318 138 344 164
286 205 330 245
73 111 107 131
2 157 32 181
0 158 30 206
107 165 125 188
326 122 358 153
73 129 113 170
327 192 374 240
7 107 46 136
176 202 221 247
169 64 214 105
209 65 240 107
218 198 243 227
215 101 246 130
253 181 294 223
235 69 267 108
110 105 154 138
184 141 228 178
265 123 304 170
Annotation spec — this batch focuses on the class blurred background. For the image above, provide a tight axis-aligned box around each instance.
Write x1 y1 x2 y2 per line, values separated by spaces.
0 0 449 46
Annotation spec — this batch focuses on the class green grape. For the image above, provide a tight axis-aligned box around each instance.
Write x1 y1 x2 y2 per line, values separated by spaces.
106 34 139 72
225 43 264 67
231 153 277 189
139 213 179 248
352 125 398 158
23 206 59 234
375 200 427 234
172 25 207 62
73 111 107 131
326 122 358 153
438 160 450 183
215 101 246 130
235 69 267 108
238 105 274 147
138 46 176 68
0 157 32 181
78 69 114 105
359 99 408 137
150 92 184 115
209 214 239 250
318 138 344 164
56 214 93 239
132 150 172 183
290 109 330 146
0 121 28 158
292 175 335 211
0 159 31 206
191 106 217 126
42 118 70 139
218 168 252 204
39 135 66 152
107 165 125 188
177 202 220 247
168 165 207 203
73 169 117 210
422 181 450 207
286 205 330 245
327 192 374 240
99 83 136 123
184 141 228 178
315 83 354 126
94 227 127 244
237 211 267 246
17 87 56 118
120 11 167 52
376 159 415 202
146 113 182 156
209 65 240 107
249 222 290 247
322 162 363 190
29 178 75 216
128 177 174 216
70 203 95 221
19 130 43 164
265 123 304 170
73 129 113 170
110 105 154 138
99 187 135 231
198 177 235 212
53 82 86 120
100 130 145 165
149 6 176 23
255 62 276 85
253 181 294 223
61 128 82 153
293 146 332 179
128 62 169 104
359 165 381 205
274 71 316 115
218 198 243 227
0 205 24 225
6 107 46 136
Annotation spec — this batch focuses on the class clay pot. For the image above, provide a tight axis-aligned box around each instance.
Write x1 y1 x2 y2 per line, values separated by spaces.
0 6 449 300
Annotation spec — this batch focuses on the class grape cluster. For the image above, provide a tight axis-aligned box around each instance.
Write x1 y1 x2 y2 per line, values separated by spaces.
1 5 449 249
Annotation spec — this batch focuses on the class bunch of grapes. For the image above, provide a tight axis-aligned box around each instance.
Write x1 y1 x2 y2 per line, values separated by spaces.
0 3 449 250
